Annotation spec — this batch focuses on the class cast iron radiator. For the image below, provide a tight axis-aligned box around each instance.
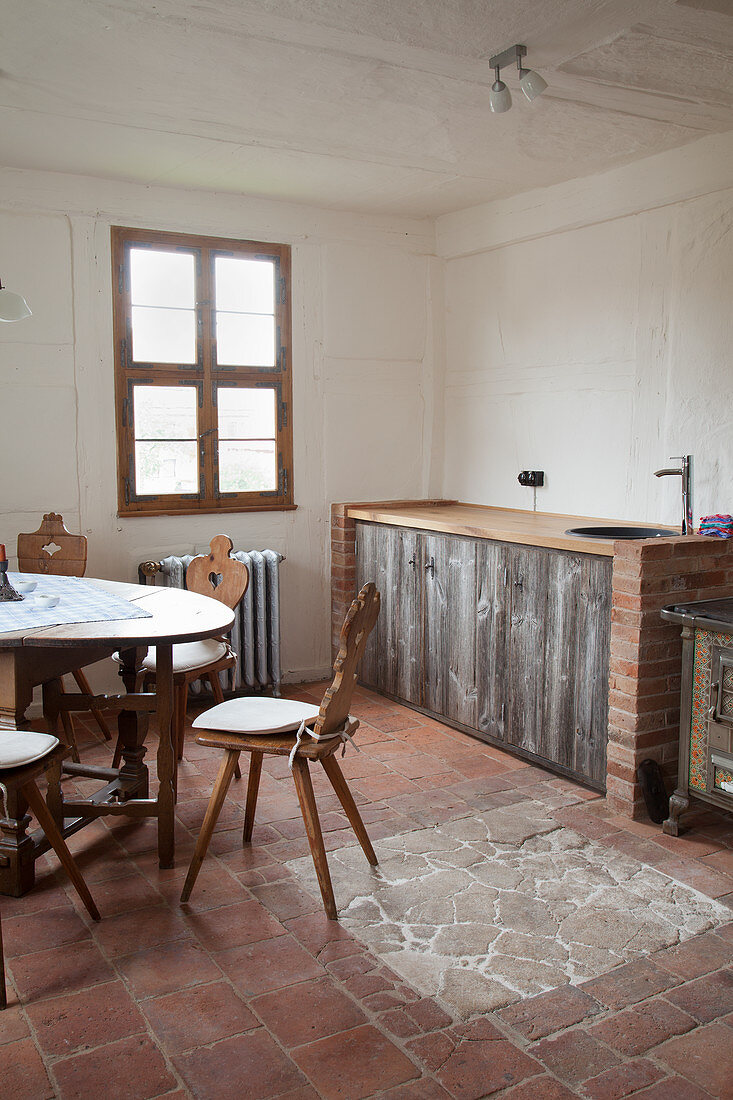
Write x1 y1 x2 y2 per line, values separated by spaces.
137 550 283 696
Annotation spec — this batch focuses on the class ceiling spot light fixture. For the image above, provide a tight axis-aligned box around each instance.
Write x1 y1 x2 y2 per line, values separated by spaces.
0 276 31 322
488 44 547 113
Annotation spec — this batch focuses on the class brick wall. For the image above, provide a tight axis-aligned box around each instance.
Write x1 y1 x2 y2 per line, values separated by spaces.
607 535 733 819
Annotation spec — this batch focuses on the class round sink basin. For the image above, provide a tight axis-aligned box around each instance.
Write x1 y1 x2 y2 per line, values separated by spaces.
565 526 673 540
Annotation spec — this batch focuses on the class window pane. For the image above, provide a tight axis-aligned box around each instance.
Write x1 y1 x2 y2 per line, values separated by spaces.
215 257 274 313
217 387 276 439
131 305 197 364
130 249 195 309
135 441 199 495
219 441 277 493
133 385 198 495
216 312 275 368
133 385 197 440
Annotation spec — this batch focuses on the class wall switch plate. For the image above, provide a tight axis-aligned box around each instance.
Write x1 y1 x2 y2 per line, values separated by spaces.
518 470 545 487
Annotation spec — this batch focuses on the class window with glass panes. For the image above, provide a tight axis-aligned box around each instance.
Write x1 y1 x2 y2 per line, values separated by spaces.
111 227 293 516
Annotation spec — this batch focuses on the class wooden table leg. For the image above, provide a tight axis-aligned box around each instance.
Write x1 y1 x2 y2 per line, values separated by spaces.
0 783 35 897
117 648 149 799
155 644 176 869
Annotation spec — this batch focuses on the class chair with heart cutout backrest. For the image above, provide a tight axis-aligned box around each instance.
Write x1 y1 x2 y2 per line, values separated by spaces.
17 513 113 760
0 728 100 1008
180 582 380 919
112 535 249 771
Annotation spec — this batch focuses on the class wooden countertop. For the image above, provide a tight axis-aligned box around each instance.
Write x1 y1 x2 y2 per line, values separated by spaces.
345 501 679 556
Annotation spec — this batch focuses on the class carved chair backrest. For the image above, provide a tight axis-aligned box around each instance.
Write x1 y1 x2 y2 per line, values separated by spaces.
17 513 87 577
185 534 250 611
313 582 380 737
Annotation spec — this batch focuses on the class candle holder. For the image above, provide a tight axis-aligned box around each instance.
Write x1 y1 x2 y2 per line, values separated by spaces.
0 543 23 601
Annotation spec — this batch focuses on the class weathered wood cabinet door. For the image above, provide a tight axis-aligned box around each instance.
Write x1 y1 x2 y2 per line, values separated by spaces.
423 534 479 727
476 540 512 741
356 522 421 705
506 543 611 786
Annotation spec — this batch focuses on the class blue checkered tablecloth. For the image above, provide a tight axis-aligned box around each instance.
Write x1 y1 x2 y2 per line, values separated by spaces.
0 573 153 635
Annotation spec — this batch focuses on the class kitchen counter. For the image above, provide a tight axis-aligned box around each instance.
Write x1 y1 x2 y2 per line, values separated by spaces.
345 500 678 556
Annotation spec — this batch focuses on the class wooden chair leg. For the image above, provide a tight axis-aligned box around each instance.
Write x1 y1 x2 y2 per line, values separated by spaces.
207 673 240 779
243 752 263 843
21 779 100 922
291 757 337 920
0 911 6 1010
180 749 240 903
58 682 80 764
72 669 112 741
322 753 378 866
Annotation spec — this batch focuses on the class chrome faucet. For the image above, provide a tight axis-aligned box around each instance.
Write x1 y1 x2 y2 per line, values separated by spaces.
654 454 694 534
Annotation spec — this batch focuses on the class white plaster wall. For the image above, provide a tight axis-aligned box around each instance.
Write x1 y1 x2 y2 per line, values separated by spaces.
0 169 435 684
438 133 733 526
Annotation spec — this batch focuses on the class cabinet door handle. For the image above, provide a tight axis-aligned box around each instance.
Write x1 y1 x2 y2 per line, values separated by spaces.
425 556 435 577
514 575 524 589
708 681 719 720
408 558 416 569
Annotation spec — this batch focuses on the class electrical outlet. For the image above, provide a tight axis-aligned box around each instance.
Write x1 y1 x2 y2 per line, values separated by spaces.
518 470 545 487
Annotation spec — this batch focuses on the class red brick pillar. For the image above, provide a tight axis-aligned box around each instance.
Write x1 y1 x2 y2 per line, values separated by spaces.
607 535 733 818
331 504 357 656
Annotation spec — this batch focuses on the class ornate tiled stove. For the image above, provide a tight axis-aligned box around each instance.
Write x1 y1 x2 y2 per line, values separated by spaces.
662 598 733 835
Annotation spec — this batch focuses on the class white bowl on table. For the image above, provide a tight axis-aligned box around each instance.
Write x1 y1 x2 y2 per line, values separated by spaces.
14 579 38 593
36 594 60 609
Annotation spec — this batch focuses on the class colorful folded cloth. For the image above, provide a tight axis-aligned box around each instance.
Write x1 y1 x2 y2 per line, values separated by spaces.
698 514 733 537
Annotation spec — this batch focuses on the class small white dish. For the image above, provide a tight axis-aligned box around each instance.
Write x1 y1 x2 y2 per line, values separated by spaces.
15 579 38 593
36 594 60 609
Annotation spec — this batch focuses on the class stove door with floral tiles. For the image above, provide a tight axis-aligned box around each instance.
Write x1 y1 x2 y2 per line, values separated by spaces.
690 629 733 809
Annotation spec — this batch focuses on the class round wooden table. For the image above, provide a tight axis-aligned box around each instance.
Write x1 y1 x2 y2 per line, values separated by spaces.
0 578 234 896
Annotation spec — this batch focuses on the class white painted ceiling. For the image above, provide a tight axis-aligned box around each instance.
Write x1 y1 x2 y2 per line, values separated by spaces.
2 0 733 216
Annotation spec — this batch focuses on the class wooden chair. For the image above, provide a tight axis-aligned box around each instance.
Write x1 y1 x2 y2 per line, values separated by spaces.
17 513 113 760
180 582 380 919
113 535 249 769
0 729 100 1008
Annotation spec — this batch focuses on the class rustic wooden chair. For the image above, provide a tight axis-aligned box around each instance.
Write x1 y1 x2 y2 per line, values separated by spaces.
17 513 113 760
0 729 100 1009
113 535 249 770
180 582 380 919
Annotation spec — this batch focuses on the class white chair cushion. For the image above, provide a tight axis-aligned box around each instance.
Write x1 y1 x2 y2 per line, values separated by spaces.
142 638 229 675
0 730 59 769
192 697 321 735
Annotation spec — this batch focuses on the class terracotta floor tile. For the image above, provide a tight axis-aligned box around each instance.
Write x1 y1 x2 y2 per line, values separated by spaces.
654 856 733 898
93 902 193 958
215 932 324 996
581 959 680 1010
380 1081 452 1099
175 1027 307 1099
284 911 360 955
52 1034 176 1100
631 1079 712 1100
435 1036 543 1100
588 996 696 1056
148 861 239 912
2 903 91 958
71 869 163 917
8 939 116 1004
498 985 603 1041
26 979 147 1058
293 1023 419 1099
654 1021 733 1097
0 1037 55 1100
699 848 733 876
665 969 733 1022
115 939 222 999
583 1058 664 1100
0 1004 29 1044
653 930 733 979
250 881 323 921
185 897 285 950
530 1030 620 1086
252 975 367 1047
142 980 259 1054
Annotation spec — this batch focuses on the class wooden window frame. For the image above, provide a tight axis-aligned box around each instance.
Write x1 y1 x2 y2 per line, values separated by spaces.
111 226 295 517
